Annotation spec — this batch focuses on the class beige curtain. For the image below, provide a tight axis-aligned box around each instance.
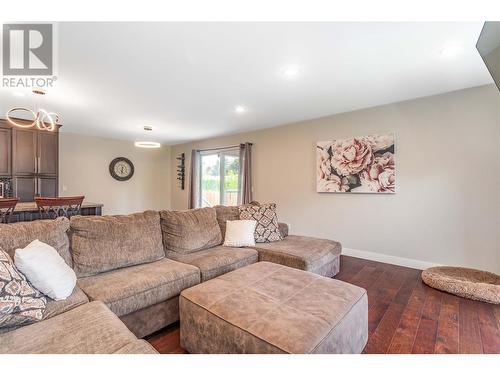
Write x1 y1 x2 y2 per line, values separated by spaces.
238 142 253 205
188 149 201 209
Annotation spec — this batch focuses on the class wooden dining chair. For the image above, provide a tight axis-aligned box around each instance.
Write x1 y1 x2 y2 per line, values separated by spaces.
0 198 19 224
35 196 85 220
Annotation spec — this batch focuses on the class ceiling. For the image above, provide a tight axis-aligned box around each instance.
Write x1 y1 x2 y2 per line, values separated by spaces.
0 22 493 144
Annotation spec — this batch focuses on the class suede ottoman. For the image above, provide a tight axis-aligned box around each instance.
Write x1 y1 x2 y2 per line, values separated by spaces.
180 261 368 354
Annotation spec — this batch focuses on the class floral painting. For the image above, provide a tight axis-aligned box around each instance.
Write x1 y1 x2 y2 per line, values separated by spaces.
317 132 395 193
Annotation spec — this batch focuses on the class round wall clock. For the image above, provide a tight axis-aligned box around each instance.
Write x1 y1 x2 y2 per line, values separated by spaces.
109 157 135 181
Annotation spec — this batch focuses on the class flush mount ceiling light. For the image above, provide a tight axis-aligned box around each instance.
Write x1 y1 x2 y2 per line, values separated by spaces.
441 44 463 58
6 88 60 132
281 65 300 79
134 126 161 148
134 141 161 148
234 105 247 114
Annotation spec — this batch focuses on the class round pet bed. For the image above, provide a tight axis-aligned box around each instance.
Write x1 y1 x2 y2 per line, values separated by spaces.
421 266 500 304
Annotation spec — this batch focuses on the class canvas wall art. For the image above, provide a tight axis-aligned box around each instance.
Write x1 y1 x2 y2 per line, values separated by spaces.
317 132 395 193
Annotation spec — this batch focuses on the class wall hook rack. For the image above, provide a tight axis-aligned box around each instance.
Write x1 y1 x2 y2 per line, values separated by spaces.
176 153 185 190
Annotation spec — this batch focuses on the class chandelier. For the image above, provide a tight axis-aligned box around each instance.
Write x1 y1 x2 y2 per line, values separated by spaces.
6 88 60 132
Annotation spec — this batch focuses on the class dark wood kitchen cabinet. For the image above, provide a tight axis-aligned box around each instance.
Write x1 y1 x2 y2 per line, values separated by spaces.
13 176 36 202
12 128 37 175
38 176 58 197
37 131 58 175
12 128 58 176
0 126 11 176
0 118 59 201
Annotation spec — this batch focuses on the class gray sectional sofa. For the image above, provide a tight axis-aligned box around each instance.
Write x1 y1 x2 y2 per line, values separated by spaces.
0 203 344 354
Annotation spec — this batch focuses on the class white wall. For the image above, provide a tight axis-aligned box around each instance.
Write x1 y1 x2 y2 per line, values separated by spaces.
171 85 500 273
59 132 171 215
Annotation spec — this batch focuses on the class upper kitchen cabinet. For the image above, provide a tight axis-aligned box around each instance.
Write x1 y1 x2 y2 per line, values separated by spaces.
0 126 12 176
12 126 58 176
12 128 37 175
37 131 58 175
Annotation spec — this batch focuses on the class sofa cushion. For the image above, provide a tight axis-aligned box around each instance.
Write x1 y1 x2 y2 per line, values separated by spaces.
0 286 89 335
77 258 200 316
69 211 165 277
0 248 47 329
166 246 258 282
114 339 159 354
214 205 239 240
0 217 72 267
278 222 289 238
160 208 222 254
0 301 152 354
239 203 283 243
43 286 89 320
250 235 342 277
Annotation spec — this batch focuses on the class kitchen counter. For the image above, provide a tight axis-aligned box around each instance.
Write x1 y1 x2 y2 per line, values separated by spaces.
14 201 103 212
8 201 103 222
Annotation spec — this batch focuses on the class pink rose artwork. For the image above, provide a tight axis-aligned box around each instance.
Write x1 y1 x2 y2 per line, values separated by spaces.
316 133 395 193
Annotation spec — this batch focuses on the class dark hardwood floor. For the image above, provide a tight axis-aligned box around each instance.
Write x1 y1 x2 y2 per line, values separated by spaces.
146 255 500 354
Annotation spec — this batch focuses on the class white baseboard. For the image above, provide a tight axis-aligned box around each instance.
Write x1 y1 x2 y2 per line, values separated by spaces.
342 247 441 270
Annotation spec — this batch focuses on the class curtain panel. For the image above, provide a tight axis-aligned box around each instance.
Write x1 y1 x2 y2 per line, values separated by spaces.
188 149 201 209
239 142 253 205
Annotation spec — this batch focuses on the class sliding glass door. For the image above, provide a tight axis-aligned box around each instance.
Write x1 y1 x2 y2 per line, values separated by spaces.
199 148 240 207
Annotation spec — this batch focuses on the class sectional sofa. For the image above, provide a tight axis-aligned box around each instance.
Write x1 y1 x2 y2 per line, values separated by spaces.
0 204 343 354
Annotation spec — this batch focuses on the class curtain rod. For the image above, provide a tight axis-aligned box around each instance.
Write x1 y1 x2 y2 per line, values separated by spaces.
196 143 253 152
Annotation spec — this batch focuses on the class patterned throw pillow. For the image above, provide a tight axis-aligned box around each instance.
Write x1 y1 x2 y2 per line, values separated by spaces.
239 203 283 243
0 247 47 329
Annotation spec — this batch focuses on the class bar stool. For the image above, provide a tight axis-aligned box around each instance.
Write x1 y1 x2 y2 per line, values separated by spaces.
0 198 19 224
35 196 85 220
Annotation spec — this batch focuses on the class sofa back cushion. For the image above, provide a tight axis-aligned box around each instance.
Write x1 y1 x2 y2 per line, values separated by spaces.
69 211 164 277
214 205 239 240
160 208 222 254
0 217 72 267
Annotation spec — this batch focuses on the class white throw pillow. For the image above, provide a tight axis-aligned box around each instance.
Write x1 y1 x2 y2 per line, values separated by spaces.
14 240 77 301
223 220 257 247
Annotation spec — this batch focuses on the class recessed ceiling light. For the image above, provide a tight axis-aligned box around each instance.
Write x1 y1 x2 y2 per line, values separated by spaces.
441 44 463 58
234 105 246 114
134 141 161 148
282 65 300 79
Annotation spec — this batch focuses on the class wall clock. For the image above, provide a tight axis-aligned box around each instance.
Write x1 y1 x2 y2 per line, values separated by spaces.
109 157 134 181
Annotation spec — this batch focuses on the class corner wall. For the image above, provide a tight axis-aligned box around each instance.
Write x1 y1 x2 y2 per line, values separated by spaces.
171 85 500 272
60 132 171 215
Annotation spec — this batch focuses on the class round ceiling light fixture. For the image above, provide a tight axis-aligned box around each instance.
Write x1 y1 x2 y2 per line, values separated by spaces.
135 126 161 148
6 87 60 132
134 141 161 148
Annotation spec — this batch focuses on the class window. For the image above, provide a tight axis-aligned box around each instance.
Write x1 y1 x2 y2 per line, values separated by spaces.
199 148 240 207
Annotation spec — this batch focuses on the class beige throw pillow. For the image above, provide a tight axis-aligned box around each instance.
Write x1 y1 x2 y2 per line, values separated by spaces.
223 220 257 247
15 240 77 301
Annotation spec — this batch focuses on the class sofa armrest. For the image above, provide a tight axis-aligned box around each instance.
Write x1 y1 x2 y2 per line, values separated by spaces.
278 222 289 238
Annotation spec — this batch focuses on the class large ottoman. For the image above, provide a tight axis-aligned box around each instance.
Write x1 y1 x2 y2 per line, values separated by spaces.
179 262 367 354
